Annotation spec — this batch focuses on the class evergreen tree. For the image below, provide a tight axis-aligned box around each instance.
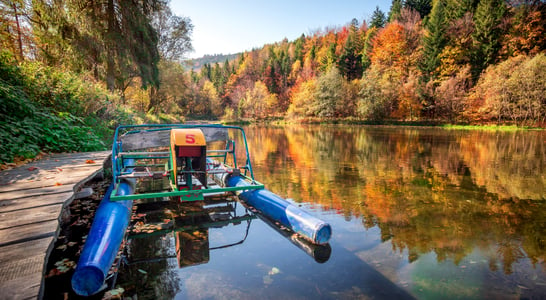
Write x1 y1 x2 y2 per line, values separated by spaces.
211 62 222 90
201 63 212 81
361 27 378 71
294 34 305 63
388 0 404 22
472 0 506 76
420 0 448 79
370 6 387 28
32 0 163 94
405 0 432 19
338 19 364 80
445 0 478 20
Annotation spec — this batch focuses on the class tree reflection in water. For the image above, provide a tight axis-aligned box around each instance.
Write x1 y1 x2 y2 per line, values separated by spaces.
242 125 545 274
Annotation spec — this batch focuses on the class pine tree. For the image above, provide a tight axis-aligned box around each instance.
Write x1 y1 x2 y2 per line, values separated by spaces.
388 0 403 22
420 0 448 79
472 0 506 76
294 34 305 63
445 0 478 20
405 0 432 19
32 0 163 94
370 6 387 28
338 19 364 80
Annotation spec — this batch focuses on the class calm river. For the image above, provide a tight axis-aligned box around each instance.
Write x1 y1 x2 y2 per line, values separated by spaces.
116 125 546 299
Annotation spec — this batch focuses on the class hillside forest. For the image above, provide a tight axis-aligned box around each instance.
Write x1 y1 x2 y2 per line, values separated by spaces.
1 0 545 164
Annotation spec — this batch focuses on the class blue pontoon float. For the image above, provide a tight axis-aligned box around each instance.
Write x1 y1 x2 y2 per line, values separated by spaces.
71 124 331 296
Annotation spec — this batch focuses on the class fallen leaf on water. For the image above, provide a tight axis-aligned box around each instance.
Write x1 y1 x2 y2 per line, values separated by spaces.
268 267 280 275
28 167 38 171
85 159 96 164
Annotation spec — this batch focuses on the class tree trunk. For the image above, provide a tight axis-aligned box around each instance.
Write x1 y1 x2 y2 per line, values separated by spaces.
106 0 116 92
147 86 159 112
12 3 24 60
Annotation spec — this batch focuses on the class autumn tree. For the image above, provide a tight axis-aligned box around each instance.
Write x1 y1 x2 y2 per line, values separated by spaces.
471 54 546 125
152 59 188 114
238 81 278 119
152 3 193 62
358 68 391 120
436 12 474 78
203 80 223 117
500 1 546 57
313 67 344 118
318 35 338 72
434 65 472 121
0 0 33 60
367 20 423 119
287 79 317 118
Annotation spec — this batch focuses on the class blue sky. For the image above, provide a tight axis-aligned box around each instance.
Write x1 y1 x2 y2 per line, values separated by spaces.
171 1 392 58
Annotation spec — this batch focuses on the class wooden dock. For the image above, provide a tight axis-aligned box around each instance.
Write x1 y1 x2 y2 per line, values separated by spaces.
0 152 109 300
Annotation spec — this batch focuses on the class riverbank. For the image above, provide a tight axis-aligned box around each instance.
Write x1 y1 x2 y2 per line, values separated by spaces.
222 117 545 130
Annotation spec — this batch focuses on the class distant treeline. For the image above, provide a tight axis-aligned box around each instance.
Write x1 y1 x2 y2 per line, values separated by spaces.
191 0 545 125
188 54 239 71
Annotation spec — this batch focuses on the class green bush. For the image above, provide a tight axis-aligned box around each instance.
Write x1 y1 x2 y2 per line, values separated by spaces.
0 52 107 163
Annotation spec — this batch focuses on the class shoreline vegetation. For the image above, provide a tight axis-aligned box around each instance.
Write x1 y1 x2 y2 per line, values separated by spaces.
1 1 545 166
224 118 543 131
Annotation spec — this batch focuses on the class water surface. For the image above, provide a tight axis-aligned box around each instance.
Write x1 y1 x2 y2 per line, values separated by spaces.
117 125 546 299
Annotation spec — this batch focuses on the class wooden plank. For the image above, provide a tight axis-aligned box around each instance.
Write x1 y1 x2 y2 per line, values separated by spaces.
0 204 63 230
0 254 44 283
0 151 108 187
0 219 57 248
0 236 51 265
0 191 73 213
0 167 102 193
0 266 42 300
0 239 50 300
120 129 171 150
0 185 74 201
0 191 72 213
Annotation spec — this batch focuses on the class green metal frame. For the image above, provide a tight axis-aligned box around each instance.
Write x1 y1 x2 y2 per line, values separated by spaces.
110 124 263 202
